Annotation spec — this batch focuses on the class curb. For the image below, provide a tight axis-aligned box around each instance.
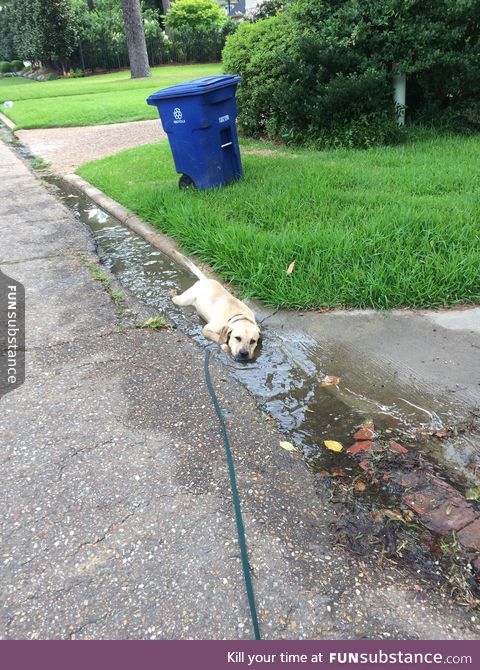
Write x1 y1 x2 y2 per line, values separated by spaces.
63 173 210 280
0 111 16 131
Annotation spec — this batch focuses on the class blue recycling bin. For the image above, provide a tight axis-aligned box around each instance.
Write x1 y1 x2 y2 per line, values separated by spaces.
147 75 242 190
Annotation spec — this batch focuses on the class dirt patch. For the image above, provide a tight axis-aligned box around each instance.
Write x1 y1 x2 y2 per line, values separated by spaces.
15 119 166 174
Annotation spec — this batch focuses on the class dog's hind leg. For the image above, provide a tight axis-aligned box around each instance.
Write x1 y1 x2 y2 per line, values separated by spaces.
172 285 198 307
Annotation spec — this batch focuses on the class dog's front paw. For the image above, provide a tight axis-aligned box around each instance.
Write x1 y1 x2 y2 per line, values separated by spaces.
220 343 230 353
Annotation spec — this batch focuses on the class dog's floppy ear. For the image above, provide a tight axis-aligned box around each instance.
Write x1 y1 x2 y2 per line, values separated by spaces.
219 325 232 346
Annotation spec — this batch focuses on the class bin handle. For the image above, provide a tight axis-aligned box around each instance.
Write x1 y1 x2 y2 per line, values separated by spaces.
221 142 233 149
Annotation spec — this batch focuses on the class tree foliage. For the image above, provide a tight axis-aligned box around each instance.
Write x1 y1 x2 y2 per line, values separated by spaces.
0 0 75 66
164 0 227 32
223 0 480 146
249 0 289 22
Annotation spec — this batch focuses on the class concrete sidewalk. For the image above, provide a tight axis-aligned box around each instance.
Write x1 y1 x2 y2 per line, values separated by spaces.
0 139 478 640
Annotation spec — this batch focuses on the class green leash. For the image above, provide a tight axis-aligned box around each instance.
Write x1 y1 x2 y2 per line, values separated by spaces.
204 349 261 640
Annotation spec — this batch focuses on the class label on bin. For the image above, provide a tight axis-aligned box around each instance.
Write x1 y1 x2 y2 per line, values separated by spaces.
219 114 230 123
173 107 185 124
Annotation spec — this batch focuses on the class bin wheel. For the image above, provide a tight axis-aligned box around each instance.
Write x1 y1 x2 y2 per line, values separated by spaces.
179 174 195 189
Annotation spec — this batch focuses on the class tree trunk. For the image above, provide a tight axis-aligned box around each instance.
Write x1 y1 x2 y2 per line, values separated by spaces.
121 0 151 79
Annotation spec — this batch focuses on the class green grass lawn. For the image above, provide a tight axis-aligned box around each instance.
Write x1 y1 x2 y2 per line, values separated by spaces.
78 132 480 310
0 63 222 128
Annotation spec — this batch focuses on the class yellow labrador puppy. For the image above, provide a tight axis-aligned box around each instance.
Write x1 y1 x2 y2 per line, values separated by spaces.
172 253 261 361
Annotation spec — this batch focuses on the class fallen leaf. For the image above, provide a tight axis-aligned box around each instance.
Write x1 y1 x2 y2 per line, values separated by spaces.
403 510 415 522
347 440 373 455
286 260 296 274
353 421 375 440
324 440 343 452
354 480 366 492
305 408 315 413
435 428 449 439
320 375 341 387
390 440 408 454
316 470 330 479
279 441 297 452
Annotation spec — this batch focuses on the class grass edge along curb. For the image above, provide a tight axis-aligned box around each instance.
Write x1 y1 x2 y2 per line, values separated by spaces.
63 172 213 282
0 111 16 130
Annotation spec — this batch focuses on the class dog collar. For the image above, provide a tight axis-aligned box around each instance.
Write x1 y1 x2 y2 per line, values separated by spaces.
225 313 257 327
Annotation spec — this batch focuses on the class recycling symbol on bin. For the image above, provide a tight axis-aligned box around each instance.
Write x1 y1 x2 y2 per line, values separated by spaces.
173 107 183 120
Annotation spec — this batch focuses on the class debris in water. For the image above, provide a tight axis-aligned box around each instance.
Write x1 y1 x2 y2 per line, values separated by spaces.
353 421 375 440
347 441 373 455
390 440 408 454
320 375 341 387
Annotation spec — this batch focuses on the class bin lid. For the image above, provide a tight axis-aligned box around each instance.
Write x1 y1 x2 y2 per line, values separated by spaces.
147 75 240 103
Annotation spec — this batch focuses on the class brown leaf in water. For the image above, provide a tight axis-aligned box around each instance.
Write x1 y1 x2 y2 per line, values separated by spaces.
353 421 375 440
390 440 408 454
347 441 373 455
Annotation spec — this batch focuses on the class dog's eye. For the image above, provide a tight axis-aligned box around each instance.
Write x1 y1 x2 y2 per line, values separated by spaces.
235 336 241 342
250 339 256 345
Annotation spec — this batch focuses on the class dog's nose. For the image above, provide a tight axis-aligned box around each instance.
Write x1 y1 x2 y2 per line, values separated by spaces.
239 349 249 358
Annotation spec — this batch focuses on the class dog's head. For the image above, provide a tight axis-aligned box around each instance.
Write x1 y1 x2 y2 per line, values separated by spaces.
221 315 261 361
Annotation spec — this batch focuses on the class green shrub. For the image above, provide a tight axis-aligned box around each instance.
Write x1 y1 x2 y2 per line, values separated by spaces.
223 13 400 147
170 23 234 63
10 59 23 71
0 61 13 73
44 72 59 81
223 0 480 147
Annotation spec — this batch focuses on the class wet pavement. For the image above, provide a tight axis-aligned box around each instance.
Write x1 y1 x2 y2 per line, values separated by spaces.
1 134 480 639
